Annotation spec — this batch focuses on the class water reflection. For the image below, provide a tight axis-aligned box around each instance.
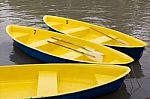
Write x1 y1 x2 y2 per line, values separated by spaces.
2 0 150 40
129 61 144 79
96 83 130 99
0 42 14 65
9 42 40 64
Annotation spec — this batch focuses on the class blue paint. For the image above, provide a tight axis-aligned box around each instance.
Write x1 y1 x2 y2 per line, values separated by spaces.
14 41 132 65
106 45 145 61
48 27 62 33
33 77 125 99
14 41 83 63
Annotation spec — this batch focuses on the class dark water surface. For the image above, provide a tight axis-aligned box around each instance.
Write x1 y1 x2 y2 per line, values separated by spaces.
0 0 150 99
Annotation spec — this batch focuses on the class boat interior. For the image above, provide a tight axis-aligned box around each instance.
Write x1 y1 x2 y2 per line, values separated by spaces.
7 25 133 64
44 16 147 47
0 64 129 99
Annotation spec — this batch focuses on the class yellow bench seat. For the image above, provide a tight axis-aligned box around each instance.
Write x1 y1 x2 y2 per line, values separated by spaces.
48 22 63 26
61 48 84 59
90 35 117 44
28 38 57 47
95 74 115 85
15 33 29 38
62 26 89 34
37 71 57 96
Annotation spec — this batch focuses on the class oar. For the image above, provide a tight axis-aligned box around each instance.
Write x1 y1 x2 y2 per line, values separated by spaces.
47 40 103 62
51 37 94 52
90 27 128 45
51 37 104 57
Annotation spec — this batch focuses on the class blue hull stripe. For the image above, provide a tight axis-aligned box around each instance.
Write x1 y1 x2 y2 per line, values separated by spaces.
14 41 83 63
106 45 144 61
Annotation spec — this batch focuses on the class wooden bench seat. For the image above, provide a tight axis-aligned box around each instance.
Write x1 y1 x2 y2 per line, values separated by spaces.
37 71 57 96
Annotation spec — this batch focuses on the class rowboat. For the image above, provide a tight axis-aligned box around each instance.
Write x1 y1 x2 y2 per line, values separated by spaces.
0 64 130 99
6 25 133 64
43 15 148 60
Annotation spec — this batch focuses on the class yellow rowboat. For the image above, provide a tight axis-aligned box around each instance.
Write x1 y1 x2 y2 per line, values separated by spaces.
43 15 148 61
0 64 130 99
6 25 133 64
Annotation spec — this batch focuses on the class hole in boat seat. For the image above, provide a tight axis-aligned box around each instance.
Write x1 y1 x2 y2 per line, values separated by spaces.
28 38 57 48
90 35 117 44
95 74 115 85
62 26 89 34
37 71 57 96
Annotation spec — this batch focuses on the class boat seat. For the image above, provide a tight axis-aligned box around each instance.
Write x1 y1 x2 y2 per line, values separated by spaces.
15 33 29 39
48 22 63 27
37 71 57 96
95 74 114 85
109 60 119 64
62 26 89 34
90 35 117 44
61 48 104 61
28 38 57 47
61 48 84 59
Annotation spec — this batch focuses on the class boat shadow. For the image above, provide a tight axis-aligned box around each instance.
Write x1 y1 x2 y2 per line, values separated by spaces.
128 61 144 79
95 61 144 99
95 83 131 99
9 42 41 64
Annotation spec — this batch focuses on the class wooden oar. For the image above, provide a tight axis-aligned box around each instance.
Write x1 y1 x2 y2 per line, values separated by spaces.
90 27 128 45
51 37 94 52
47 40 103 62
51 37 104 57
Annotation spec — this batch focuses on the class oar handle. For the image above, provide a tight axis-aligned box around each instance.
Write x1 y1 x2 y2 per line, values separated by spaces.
90 27 127 45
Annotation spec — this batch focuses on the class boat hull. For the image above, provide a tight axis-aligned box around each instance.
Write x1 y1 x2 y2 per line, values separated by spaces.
0 63 130 99
49 26 61 33
106 45 145 61
6 25 134 65
35 77 125 99
14 41 132 65
47 20 146 61
14 41 82 63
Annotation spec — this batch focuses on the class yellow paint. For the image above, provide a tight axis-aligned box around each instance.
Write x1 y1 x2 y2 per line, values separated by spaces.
90 36 112 44
0 64 130 99
62 26 89 34
43 15 148 47
6 25 133 64
37 71 57 96
62 48 84 59
95 74 115 85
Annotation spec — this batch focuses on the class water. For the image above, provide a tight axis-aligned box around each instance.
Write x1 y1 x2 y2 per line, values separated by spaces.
0 0 150 98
